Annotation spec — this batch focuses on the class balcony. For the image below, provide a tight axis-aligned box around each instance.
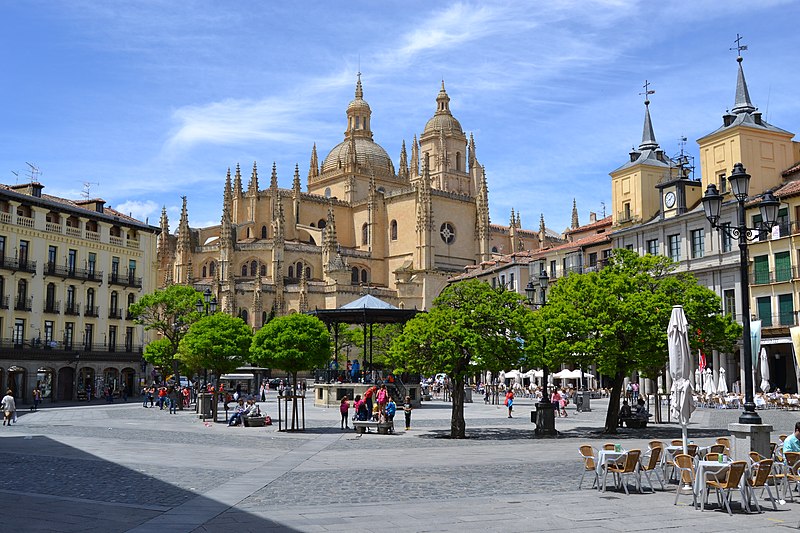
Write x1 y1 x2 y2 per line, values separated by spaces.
751 267 795 285
108 308 123 319
84 306 99 318
43 300 60 314
14 297 32 311
125 310 136 321
758 312 797 329
43 262 103 283
109 271 142 288
0 338 144 359
0 256 37 274
64 303 81 316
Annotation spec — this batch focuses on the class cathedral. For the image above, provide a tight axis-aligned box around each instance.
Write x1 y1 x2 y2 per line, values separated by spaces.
157 77 558 325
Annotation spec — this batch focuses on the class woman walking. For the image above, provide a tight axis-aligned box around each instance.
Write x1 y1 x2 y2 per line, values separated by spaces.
340 396 350 430
403 395 413 430
2 390 16 426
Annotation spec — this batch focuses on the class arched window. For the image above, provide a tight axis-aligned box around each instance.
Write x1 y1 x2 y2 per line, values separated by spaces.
127 293 135 309
86 288 95 308
250 261 257 276
296 262 303 277
390 220 398 240
209 262 216 276
262 311 267 325
351 267 359 284
306 266 311 279
66 285 75 308
261 225 267 239
241 264 248 277
491 246 498 253
46 283 55 308
318 219 326 228
310 222 315 227
288 265 294 278
246 227 251 238
361 269 368 283
260 264 267 276
240 309 249 325
362 223 368 245
110 291 118 313
455 152 462 171
202 266 207 277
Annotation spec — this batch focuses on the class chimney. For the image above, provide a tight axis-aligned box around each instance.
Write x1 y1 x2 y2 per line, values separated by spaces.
589 212 597 223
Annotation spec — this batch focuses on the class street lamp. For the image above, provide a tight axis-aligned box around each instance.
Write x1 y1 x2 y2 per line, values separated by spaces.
702 162 779 425
526 269 557 436
196 287 218 315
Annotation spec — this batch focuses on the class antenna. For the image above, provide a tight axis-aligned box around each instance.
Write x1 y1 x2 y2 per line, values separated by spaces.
10 170 19 184
25 162 41 183
82 181 100 200
600 201 606 218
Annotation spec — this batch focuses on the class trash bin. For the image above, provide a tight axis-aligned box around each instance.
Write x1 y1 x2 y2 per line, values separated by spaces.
575 394 584 410
464 387 473 403
197 392 212 419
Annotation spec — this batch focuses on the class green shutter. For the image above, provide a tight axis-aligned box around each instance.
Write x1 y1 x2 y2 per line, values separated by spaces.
779 294 794 326
775 251 791 282
754 255 770 284
757 296 772 327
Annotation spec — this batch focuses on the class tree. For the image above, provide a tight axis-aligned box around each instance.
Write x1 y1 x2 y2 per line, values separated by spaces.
533 249 741 433
129 284 204 392
178 313 253 421
389 279 531 438
350 323 404 370
250 314 331 429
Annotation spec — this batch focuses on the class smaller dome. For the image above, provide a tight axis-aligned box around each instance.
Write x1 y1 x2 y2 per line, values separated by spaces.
423 114 463 135
348 98 370 112
321 138 396 177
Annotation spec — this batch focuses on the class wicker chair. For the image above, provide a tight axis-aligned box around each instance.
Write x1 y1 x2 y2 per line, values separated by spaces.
716 437 732 455
673 454 697 507
648 440 664 450
607 449 642 495
708 444 725 455
704 461 748 515
783 451 800 502
602 443 616 450
749 459 778 512
671 439 684 446
749 451 767 464
639 446 664 492
578 445 599 490
705 453 721 462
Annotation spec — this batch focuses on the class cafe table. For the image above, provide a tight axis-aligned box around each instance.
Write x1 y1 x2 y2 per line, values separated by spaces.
693 458 751 513
596 448 626 492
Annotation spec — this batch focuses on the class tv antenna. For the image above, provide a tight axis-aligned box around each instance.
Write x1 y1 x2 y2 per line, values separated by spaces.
25 162 41 183
82 181 100 200
600 201 606 218
10 170 19 184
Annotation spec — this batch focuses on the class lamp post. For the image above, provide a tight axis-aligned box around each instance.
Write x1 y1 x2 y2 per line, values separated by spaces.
195 288 218 387
525 269 557 436
702 162 779 425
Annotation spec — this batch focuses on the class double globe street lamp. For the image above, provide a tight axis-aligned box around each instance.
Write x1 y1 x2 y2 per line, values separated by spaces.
525 269 557 436
701 162 779 425
195 287 218 316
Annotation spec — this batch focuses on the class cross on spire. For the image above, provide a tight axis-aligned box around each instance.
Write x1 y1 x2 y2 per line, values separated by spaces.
730 33 748 57
639 79 655 104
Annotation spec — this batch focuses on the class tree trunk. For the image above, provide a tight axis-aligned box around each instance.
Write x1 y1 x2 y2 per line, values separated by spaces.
450 375 466 438
291 372 299 431
603 370 626 434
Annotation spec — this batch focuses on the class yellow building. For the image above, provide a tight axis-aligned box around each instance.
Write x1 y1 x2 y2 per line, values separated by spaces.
0 181 160 402
158 78 551 321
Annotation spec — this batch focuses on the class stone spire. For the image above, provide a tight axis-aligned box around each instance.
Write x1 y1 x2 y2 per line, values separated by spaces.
292 164 301 196
509 208 516 228
271 194 285 314
220 174 233 254
270 162 278 190
538 214 546 250
247 161 259 196
233 163 243 197
468 133 477 172
435 80 451 116
639 98 658 151
158 205 170 254
475 164 491 262
175 196 192 283
731 55 755 115
571 199 579 229
252 271 263 328
410 134 419 178
398 140 409 181
416 159 433 233
223 167 232 210
509 208 520 253
308 143 319 182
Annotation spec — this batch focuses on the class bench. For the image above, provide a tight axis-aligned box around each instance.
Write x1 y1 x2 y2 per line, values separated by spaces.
620 417 648 428
353 420 394 434
242 415 267 427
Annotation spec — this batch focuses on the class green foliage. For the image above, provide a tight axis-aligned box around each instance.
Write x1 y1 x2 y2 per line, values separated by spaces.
350 323 403 369
129 284 204 367
534 248 741 433
142 338 174 370
177 313 253 376
390 279 532 437
250 314 332 377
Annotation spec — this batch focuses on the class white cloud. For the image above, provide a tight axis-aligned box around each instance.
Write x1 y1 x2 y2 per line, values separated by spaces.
114 199 160 222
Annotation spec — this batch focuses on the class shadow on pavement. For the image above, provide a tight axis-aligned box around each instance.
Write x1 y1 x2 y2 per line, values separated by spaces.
0 435 298 532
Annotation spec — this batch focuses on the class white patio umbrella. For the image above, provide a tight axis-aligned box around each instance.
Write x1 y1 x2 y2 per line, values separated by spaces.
694 367 702 392
668 305 695 454
552 369 573 379
704 368 716 395
717 367 728 395
759 347 771 393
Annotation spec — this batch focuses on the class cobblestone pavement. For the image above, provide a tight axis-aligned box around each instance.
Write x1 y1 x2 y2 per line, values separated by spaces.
4 395 800 532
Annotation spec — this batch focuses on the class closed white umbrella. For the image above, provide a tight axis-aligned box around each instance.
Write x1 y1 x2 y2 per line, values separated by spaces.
694 367 702 392
704 368 716 395
668 305 695 454
717 367 728 395
760 347 770 393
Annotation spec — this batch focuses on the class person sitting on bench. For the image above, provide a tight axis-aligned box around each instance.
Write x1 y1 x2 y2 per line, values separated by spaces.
618 400 632 427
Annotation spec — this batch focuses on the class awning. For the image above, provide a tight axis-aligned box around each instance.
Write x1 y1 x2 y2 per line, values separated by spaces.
219 373 255 380
761 337 792 345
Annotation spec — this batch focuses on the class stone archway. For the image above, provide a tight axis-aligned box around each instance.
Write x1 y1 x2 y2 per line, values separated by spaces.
77 367 95 400
57 367 75 401
35 367 55 400
102 367 119 399
121 368 136 400
7 366 26 402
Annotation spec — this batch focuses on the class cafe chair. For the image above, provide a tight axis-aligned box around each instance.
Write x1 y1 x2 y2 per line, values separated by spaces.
578 445 599 490
602 443 616 450
749 459 778 512
749 451 767 464
705 461 748 515
673 454 697 507
639 445 664 492
648 440 664 450
705 453 721 462
783 451 800 502
607 449 642 495
708 444 726 455
671 439 684 447
716 437 732 455
686 444 699 457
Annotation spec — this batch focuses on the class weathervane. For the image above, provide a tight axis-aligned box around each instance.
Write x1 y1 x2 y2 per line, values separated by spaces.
639 80 655 104
730 33 748 57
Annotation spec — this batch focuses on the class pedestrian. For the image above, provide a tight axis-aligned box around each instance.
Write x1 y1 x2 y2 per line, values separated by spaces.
551 389 563 417
505 389 514 418
340 395 350 430
168 386 178 414
364 385 376 416
403 395 413 431
385 396 397 431
32 387 41 411
157 386 167 410
376 384 389 411
631 382 639 402
783 422 800 452
2 389 15 426
259 383 266 402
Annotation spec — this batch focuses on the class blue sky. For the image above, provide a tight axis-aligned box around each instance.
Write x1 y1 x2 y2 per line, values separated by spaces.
1 1 799 233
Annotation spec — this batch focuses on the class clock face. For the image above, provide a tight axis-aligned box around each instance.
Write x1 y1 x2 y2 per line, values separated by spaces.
665 191 676 209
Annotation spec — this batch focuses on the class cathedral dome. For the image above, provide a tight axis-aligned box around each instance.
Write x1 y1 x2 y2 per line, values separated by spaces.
321 137 396 175
422 81 464 136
